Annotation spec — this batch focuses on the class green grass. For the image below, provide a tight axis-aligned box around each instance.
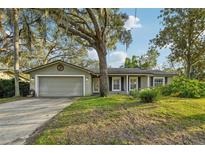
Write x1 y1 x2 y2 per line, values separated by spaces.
0 97 26 104
33 95 205 145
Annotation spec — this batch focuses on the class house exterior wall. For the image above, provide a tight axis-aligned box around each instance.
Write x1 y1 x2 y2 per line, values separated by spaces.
29 63 92 96
141 76 148 89
105 75 174 94
28 62 175 96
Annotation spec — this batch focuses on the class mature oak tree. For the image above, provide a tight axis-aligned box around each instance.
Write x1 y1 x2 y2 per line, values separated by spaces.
47 9 132 96
0 8 132 97
0 9 95 96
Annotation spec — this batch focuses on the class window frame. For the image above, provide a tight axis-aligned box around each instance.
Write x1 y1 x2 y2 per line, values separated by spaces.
129 77 138 91
153 77 165 87
112 77 121 91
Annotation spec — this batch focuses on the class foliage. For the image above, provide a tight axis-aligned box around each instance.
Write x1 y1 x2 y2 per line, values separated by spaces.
161 76 205 98
123 48 159 69
151 9 205 78
47 8 133 96
129 89 139 98
139 88 160 103
1 8 133 97
0 79 29 98
0 9 98 70
199 82 205 96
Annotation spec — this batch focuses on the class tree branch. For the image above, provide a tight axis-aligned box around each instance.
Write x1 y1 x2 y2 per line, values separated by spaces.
58 23 95 46
86 9 101 38
102 8 107 37
66 12 94 34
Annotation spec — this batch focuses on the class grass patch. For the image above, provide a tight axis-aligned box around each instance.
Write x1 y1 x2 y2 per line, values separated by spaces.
33 95 205 145
0 97 26 104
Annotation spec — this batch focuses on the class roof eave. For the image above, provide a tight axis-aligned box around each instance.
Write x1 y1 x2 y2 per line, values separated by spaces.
23 60 97 75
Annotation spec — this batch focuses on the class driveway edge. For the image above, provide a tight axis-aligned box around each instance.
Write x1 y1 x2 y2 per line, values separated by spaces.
25 97 79 145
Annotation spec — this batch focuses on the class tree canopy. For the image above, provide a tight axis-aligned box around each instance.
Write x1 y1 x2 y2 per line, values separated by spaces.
0 8 132 97
151 8 205 79
123 48 159 69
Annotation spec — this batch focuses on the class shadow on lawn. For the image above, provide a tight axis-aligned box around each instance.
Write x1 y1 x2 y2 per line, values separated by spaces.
32 95 205 144
49 100 159 129
62 113 205 144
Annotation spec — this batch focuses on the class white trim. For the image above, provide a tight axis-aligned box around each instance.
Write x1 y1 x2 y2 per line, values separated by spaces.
112 77 121 91
35 75 39 97
35 75 86 97
25 60 96 75
147 75 150 88
92 78 99 93
129 77 138 91
153 77 165 87
126 75 129 94
108 74 153 76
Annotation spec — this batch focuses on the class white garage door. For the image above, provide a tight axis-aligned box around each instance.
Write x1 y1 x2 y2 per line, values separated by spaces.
39 76 83 97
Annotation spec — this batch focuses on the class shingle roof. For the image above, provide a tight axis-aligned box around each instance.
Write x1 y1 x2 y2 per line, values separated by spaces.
24 60 177 76
92 68 177 76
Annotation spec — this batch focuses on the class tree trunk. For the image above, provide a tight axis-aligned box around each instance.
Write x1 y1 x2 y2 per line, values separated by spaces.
12 9 20 97
96 42 109 97
186 61 192 79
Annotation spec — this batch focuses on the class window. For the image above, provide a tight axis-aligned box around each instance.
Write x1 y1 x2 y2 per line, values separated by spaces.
93 78 99 93
112 77 121 91
129 77 138 90
154 77 164 87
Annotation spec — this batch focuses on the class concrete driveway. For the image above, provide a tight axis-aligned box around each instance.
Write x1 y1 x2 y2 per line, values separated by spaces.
0 98 73 145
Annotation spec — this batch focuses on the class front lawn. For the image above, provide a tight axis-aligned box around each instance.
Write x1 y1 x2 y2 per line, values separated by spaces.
32 95 205 144
0 97 26 104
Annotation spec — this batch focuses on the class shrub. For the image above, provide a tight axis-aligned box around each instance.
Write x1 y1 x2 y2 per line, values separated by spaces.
0 79 30 98
139 88 159 103
129 89 139 98
161 76 205 98
199 82 205 97
160 85 172 96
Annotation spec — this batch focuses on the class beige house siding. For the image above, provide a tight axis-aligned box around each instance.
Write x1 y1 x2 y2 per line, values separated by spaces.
28 61 176 97
30 63 92 96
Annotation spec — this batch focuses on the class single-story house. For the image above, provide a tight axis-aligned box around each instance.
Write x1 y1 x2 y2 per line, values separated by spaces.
24 60 177 97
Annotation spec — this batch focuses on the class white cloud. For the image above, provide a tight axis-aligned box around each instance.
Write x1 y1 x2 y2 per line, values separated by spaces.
87 49 98 60
124 15 142 30
108 51 127 68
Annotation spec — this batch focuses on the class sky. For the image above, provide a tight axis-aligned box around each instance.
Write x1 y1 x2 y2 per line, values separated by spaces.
88 8 171 68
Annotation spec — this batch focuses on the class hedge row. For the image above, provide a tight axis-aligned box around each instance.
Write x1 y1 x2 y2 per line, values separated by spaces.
161 76 205 98
0 79 30 98
130 77 205 100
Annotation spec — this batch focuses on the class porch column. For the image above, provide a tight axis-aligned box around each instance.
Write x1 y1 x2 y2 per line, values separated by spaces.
126 75 129 94
147 75 150 88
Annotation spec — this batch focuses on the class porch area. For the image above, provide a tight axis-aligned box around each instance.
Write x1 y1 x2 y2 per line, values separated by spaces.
92 75 167 94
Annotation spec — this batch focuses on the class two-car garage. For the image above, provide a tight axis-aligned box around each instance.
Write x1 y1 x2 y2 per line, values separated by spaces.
38 76 84 97
26 61 93 97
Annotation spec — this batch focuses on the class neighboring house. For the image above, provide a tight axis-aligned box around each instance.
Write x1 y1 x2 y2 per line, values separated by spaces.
24 60 177 97
0 69 29 82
